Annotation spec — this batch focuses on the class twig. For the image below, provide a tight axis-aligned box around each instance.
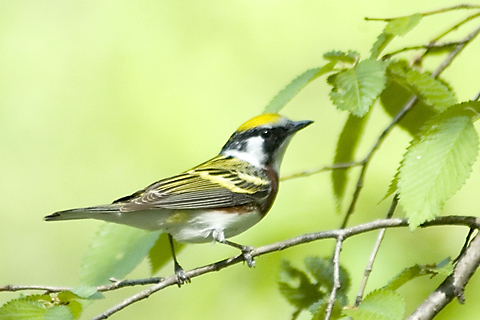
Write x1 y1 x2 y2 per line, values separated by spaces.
365 4 480 21
88 215 480 319
325 235 344 320
354 195 399 307
280 162 362 181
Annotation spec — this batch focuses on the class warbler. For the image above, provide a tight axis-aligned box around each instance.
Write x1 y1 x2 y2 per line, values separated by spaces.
45 113 312 285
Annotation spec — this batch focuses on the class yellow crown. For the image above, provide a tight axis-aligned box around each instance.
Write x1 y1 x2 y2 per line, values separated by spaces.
237 113 283 132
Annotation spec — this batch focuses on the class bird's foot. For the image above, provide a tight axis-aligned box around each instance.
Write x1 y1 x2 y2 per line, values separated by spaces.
174 263 191 287
240 245 255 268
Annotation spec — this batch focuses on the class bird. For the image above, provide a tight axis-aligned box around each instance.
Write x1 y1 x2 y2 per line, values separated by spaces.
45 113 313 285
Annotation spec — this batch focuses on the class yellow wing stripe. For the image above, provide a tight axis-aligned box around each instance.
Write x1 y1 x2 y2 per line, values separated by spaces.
198 171 255 194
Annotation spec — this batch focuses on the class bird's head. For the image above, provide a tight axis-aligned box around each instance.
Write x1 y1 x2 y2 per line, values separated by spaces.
220 113 313 171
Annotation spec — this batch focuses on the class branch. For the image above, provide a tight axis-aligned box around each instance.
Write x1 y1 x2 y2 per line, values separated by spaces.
406 231 480 320
89 215 480 319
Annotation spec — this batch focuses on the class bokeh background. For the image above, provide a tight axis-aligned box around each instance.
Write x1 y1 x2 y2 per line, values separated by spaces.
1 1 480 319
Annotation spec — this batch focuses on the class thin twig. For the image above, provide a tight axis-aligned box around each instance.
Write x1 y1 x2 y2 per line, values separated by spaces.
280 162 362 181
354 195 399 307
325 235 344 320
365 4 480 21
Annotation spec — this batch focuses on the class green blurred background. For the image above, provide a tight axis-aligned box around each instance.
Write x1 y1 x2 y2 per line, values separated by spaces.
1 1 480 319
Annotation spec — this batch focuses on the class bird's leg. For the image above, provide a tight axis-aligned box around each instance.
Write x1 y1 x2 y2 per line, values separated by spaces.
168 234 190 287
212 230 255 267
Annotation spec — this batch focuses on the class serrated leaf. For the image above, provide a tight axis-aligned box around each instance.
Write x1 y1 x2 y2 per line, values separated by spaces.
328 59 386 117
387 61 457 111
0 297 46 320
81 223 162 286
332 113 369 210
43 306 73 320
304 257 350 295
323 50 360 64
148 233 185 274
370 14 422 58
278 257 351 315
385 258 453 291
278 260 322 309
264 61 336 113
380 80 438 136
370 31 394 59
385 13 422 37
343 289 405 320
398 110 479 230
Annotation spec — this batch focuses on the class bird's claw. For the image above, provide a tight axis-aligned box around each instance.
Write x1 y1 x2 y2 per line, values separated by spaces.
241 246 255 268
174 264 191 287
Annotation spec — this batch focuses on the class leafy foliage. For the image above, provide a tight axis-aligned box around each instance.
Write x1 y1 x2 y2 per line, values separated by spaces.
342 289 405 320
0 289 102 320
264 62 336 114
81 223 162 285
328 58 386 117
332 113 369 210
386 61 457 111
395 102 480 229
278 257 350 319
385 258 453 291
371 13 422 58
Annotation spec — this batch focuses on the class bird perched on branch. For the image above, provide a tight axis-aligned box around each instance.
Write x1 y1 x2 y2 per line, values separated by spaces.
45 113 313 285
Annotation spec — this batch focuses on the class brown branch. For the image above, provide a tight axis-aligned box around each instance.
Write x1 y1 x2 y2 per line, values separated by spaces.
406 230 480 320
88 215 480 320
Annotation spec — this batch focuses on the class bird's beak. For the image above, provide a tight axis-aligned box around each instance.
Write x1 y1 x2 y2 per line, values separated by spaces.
289 120 313 133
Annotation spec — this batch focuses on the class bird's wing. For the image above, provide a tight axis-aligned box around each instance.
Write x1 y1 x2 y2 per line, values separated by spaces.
114 156 271 212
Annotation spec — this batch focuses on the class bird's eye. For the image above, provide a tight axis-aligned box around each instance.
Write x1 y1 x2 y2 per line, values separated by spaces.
260 129 272 140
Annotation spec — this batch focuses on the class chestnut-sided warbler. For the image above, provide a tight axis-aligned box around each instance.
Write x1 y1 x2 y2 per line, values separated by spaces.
45 113 312 285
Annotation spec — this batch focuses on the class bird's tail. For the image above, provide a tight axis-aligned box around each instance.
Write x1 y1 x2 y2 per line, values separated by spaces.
44 205 121 221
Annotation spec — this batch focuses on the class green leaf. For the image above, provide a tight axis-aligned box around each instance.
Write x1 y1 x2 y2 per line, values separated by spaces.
278 260 322 309
380 80 438 136
264 61 336 113
385 258 453 291
332 113 369 210
304 257 350 296
398 107 479 230
0 296 49 320
278 257 351 315
343 289 405 320
370 13 422 58
310 296 345 320
148 233 185 274
70 286 103 300
387 61 457 112
370 31 394 59
328 59 386 117
81 223 162 285
385 13 422 37
43 306 73 320
323 50 359 64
